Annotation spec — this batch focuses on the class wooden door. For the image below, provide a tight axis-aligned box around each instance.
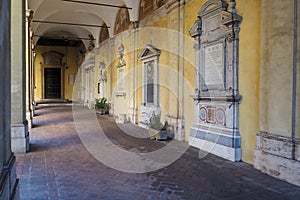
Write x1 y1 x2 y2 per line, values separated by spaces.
44 68 61 99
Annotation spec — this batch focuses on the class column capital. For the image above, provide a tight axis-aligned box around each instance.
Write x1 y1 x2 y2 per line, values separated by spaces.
26 9 34 23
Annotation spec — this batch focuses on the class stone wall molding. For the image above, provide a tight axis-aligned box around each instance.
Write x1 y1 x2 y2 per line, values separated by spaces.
254 131 300 186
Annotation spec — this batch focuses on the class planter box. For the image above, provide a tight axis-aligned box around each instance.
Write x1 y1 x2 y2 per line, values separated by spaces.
96 108 106 115
149 128 168 141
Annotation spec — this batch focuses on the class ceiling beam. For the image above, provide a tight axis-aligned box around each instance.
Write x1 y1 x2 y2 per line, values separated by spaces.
61 0 132 10
32 20 110 28
33 34 95 41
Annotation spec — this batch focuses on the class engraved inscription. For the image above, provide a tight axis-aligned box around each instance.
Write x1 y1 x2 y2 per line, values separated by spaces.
204 43 224 86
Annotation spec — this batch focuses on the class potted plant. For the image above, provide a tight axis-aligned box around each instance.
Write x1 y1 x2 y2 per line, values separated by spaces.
94 97 108 114
148 113 168 141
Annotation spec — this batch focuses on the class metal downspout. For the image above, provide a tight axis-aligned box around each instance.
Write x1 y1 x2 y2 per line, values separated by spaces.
230 0 237 148
134 23 139 124
133 24 136 124
291 0 298 160
181 0 186 135
177 0 181 137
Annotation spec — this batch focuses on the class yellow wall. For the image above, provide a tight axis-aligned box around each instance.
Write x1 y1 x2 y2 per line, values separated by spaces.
184 0 205 141
92 0 262 163
260 0 297 139
183 0 262 163
237 0 261 164
34 46 79 100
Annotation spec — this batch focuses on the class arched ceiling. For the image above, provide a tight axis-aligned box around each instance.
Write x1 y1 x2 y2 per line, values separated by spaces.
28 0 141 48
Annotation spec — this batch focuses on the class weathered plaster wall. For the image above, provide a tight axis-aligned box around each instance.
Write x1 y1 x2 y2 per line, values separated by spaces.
253 0 300 186
260 0 296 138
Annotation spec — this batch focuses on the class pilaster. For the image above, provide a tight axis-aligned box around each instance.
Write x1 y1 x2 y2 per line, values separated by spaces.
0 0 19 199
11 0 29 154
25 9 34 129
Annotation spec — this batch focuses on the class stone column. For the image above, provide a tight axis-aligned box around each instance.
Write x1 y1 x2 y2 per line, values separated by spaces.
0 0 19 199
11 0 29 153
85 69 89 106
30 37 35 114
25 9 33 129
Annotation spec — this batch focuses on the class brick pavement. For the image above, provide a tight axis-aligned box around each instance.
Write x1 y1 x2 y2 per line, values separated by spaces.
16 105 300 200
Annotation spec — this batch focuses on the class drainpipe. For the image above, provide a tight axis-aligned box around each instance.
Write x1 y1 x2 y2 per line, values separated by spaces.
291 0 298 160
181 0 186 136
134 22 138 124
134 27 137 123
176 0 181 137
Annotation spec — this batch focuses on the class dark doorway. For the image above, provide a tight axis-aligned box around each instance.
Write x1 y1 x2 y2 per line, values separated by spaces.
44 68 61 99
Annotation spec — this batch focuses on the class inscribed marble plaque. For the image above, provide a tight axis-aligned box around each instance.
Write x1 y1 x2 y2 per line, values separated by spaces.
204 43 224 86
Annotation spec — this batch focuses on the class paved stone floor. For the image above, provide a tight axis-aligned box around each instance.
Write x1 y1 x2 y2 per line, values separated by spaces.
16 105 300 200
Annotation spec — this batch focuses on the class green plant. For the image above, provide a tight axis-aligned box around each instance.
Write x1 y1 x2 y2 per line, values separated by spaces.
148 113 164 131
94 97 108 110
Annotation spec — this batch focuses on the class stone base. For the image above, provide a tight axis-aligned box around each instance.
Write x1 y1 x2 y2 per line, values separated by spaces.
254 132 300 186
26 111 32 129
127 107 138 124
189 136 241 161
139 105 160 127
0 155 19 200
84 100 89 107
115 114 127 124
139 122 148 129
189 127 241 161
0 172 9 200
165 115 184 141
109 103 114 115
11 122 29 153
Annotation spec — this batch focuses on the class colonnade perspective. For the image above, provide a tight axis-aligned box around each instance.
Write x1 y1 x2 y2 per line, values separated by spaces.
0 0 299 199
1 0 35 198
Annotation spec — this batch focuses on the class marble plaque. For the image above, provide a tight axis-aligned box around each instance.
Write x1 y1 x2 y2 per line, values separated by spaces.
44 52 63 66
204 43 224 87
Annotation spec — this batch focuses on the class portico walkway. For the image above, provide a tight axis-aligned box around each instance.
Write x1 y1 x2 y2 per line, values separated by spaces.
16 105 300 200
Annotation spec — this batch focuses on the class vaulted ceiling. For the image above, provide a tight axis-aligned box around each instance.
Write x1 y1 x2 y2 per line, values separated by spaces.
28 0 140 49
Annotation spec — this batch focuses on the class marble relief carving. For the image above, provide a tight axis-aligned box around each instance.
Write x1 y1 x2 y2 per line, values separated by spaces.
116 44 126 94
118 44 126 68
199 105 226 126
